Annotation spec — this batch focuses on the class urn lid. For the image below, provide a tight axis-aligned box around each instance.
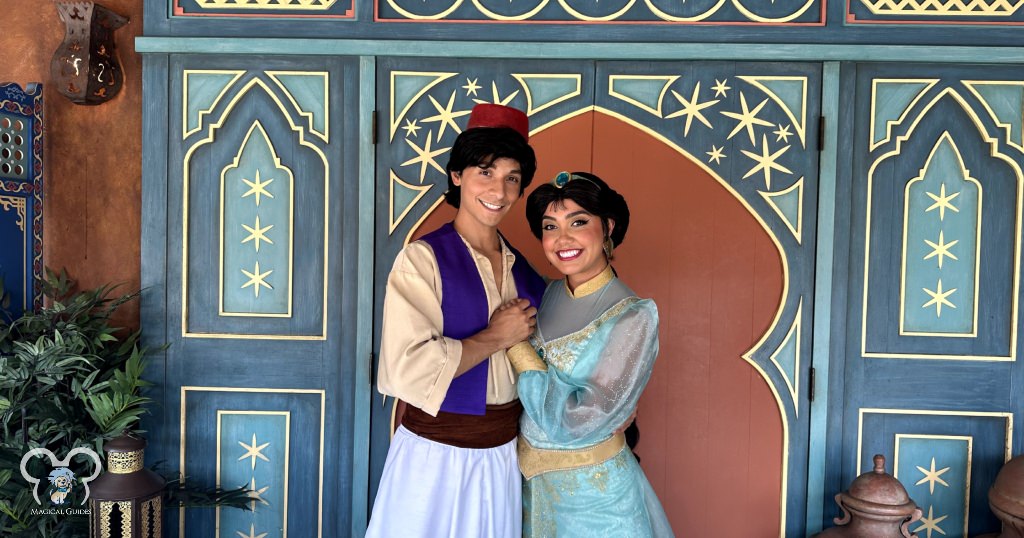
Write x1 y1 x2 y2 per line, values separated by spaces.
841 455 919 517
989 455 1024 512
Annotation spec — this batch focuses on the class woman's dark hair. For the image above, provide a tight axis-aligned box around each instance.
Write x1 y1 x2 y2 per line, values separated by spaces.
525 171 630 248
443 127 537 208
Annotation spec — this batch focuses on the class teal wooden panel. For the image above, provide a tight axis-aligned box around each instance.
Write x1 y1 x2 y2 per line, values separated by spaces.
145 54 363 538
832 63 1024 537
218 412 289 538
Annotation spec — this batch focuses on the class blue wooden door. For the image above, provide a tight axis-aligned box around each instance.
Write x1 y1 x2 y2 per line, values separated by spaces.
148 54 362 538
831 63 1024 537
369 57 822 537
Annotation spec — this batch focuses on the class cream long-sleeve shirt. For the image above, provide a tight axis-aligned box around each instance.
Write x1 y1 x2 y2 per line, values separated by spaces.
377 233 524 417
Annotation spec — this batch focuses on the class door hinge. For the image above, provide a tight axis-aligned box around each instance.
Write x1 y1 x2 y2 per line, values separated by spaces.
808 366 816 402
817 116 825 151
369 351 376 387
371 110 378 145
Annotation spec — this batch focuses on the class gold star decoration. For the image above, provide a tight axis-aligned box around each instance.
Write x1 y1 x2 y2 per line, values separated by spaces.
741 134 793 190
401 131 450 184
474 81 519 106
241 170 274 206
773 124 793 143
423 90 470 140
925 184 961 221
402 118 421 138
236 524 268 538
915 457 951 495
238 432 271 470
241 216 274 253
706 145 726 165
721 91 775 146
248 477 271 511
665 82 719 137
923 231 959 269
462 77 481 97
712 78 730 98
922 278 957 317
241 262 273 298
913 505 949 538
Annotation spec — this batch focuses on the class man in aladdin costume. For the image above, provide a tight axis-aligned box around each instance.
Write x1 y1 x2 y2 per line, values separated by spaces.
365 103 546 537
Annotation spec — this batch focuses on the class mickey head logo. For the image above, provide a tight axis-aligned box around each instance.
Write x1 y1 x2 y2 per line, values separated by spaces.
20 447 102 506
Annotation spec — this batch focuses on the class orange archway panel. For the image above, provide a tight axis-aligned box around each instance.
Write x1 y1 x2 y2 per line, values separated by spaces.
413 111 784 536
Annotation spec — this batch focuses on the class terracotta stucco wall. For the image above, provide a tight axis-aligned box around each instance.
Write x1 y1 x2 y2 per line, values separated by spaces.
4 0 143 330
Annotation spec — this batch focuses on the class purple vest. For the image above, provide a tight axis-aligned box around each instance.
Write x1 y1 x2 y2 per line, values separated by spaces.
420 222 546 415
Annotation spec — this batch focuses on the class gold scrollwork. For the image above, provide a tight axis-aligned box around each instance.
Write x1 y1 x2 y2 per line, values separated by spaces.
108 450 144 474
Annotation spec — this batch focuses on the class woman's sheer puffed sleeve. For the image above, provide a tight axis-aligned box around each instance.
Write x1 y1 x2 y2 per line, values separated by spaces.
518 299 660 446
376 242 463 417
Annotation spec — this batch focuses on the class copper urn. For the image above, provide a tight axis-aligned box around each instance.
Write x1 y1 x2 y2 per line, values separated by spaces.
814 454 923 538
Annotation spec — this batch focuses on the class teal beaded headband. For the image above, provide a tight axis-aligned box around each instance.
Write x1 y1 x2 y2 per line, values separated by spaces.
552 171 600 190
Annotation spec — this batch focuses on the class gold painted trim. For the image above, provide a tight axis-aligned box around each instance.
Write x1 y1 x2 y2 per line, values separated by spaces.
898 131 982 338
518 433 625 479
869 79 940 151
193 0 340 10
758 176 805 244
768 300 802 417
181 76 330 340
266 71 330 144
215 410 291 538
894 433 972 538
384 0 465 20
403 194 446 247
511 73 582 115
389 71 457 142
593 105 792 538
218 120 296 319
0 195 27 309
738 76 809 148
607 75 680 118
860 0 1024 16
730 0 818 22
470 0 550 20
182 70 245 140
856 408 1013 479
389 170 434 235
557 0 637 21
180 386 325 538
862 87 1022 361
962 81 1024 153
643 0 728 21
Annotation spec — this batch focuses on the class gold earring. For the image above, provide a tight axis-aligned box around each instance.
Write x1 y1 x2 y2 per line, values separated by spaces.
603 237 614 259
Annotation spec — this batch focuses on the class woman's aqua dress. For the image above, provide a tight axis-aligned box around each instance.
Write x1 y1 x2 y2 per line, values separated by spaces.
512 265 675 537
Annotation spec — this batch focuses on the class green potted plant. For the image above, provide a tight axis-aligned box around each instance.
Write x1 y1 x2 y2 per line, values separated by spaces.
0 269 249 537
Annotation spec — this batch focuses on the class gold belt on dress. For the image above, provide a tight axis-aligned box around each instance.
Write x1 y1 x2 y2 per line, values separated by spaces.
517 433 626 480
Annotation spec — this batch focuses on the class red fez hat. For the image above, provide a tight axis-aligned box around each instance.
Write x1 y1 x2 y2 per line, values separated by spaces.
466 103 529 141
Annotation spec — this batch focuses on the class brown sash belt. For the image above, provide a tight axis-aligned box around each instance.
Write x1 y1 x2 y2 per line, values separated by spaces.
401 400 523 449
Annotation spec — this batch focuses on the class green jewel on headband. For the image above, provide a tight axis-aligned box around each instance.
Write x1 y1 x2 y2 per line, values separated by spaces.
552 171 599 189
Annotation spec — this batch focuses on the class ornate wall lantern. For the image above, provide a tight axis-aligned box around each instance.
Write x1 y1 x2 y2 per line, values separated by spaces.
51 2 128 105
813 454 923 538
89 434 165 538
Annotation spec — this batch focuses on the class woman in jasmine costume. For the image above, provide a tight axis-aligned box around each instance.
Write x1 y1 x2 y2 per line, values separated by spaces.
506 171 675 537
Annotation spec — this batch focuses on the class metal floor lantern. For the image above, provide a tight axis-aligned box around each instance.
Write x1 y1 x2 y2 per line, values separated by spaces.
90 434 165 538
